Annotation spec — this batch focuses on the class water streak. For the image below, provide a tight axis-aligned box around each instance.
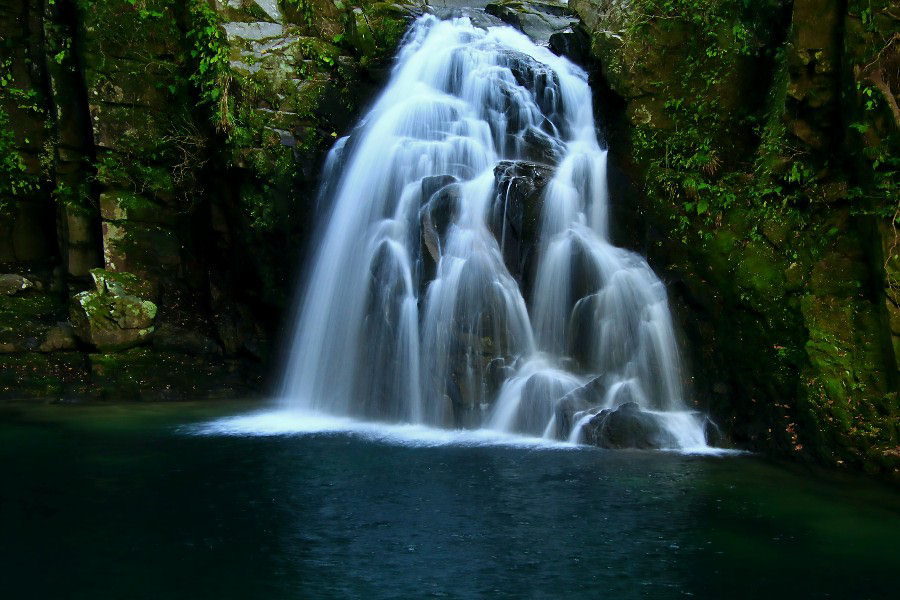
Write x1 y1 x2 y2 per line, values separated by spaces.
279 15 709 449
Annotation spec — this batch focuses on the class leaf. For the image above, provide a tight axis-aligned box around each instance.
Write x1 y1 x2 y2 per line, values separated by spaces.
696 200 708 215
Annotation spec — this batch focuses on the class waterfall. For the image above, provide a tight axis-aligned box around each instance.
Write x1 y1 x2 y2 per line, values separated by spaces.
279 15 709 450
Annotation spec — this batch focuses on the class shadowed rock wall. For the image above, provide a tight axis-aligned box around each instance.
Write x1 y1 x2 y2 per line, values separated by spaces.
0 0 423 401
570 0 898 476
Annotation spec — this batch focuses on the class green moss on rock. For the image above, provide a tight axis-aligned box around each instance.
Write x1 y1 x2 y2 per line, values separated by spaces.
575 0 899 476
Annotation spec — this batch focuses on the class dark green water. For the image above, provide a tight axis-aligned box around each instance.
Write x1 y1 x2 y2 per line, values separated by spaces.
1 402 898 599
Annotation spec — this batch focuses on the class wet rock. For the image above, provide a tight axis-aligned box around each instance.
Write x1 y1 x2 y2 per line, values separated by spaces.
582 402 678 449
498 51 565 133
521 126 565 166
490 161 553 289
486 357 512 397
552 393 589 439
485 1 579 45
512 372 579 436
567 293 598 369
551 375 604 438
420 178 461 265
702 416 723 447
548 26 591 67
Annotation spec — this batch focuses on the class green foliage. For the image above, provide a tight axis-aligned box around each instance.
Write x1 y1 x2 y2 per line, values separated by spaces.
620 1 816 243
283 0 315 28
95 153 174 200
187 0 232 131
0 58 44 213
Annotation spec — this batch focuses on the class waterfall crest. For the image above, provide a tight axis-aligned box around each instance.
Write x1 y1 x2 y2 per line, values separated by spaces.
280 15 709 449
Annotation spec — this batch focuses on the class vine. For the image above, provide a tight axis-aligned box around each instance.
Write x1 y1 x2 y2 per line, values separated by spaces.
187 0 232 132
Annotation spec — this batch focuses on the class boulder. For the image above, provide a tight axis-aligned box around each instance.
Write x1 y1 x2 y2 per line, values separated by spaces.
485 1 579 46
70 270 157 352
551 375 603 438
419 178 462 289
511 372 580 436
548 26 591 67
419 175 460 264
0 274 34 296
581 402 678 449
521 126 565 166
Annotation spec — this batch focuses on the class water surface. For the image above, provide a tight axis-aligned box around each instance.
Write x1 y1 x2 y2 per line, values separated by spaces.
1 402 897 599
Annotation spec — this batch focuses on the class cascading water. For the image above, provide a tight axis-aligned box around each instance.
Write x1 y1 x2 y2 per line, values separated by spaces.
279 14 710 450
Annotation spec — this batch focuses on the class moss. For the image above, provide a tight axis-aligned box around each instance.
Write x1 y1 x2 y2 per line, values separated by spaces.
0 352 90 400
736 239 787 297
575 0 898 476
95 153 176 202
88 268 156 299
0 293 63 324
89 347 262 401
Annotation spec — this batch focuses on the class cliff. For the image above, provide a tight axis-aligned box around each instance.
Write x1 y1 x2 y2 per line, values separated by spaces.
569 0 899 475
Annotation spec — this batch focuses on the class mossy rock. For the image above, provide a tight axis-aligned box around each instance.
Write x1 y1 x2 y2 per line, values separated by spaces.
70 272 158 352
88 268 157 300
0 291 66 352
101 221 182 275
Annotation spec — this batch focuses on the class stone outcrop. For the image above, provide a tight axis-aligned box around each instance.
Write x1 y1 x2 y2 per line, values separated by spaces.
489 160 552 293
570 0 899 476
485 1 579 45
69 269 157 352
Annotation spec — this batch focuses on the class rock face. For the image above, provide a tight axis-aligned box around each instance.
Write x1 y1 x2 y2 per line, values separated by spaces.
485 1 579 45
572 0 899 476
489 161 553 292
0 0 423 401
